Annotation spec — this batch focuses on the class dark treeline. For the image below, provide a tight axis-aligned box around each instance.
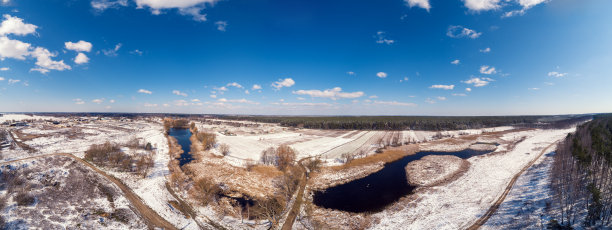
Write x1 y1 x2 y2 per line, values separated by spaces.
551 114 612 228
216 115 591 131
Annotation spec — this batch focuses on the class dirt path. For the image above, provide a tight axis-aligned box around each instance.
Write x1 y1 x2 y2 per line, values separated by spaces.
280 159 308 230
1 153 178 230
466 142 557 230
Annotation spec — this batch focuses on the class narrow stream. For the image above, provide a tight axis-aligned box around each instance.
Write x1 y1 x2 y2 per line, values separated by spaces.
312 149 493 213
168 128 193 166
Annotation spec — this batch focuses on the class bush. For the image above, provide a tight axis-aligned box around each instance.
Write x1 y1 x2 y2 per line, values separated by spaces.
196 131 217 150
219 144 230 156
276 145 296 171
260 147 277 165
15 191 35 206
193 178 221 205
145 142 153 151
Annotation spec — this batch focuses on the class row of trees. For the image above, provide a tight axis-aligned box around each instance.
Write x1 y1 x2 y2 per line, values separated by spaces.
218 115 574 131
551 114 612 227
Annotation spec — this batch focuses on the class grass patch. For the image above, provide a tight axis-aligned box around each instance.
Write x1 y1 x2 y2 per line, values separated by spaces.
331 145 418 170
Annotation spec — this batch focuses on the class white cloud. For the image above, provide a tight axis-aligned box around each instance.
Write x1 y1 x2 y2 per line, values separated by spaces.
452 93 467 96
130 49 143 55
91 0 128 11
215 21 227 31
405 0 430 11
430 84 455 90
73 98 85 105
215 86 228 92
226 82 243 88
375 31 394 45
548 71 567 78
447 25 481 39
135 0 219 22
466 88 472 92
92 98 104 104
369 95 378 99
479 65 497 74
292 87 364 100
399 76 409 82
0 14 37 36
74 52 89 64
272 78 295 90
0 67 8 71
174 99 190 106
244 90 250 94
0 36 31 60
191 99 200 102
65 40 93 52
374 100 417 106
218 98 259 105
7 78 19 84
138 89 152 94
209 94 217 98
528 87 540 90
451 59 460 65
30 68 49 74
347 71 355 76
0 77 3 81
271 102 332 107
463 0 501 11
425 98 437 104
252 84 262 90
30 47 71 72
102 43 121 56
376 72 387 78
436 96 447 101
109 99 115 103
163 103 169 107
480 47 491 53
172 90 188 97
463 77 493 87
519 0 548 9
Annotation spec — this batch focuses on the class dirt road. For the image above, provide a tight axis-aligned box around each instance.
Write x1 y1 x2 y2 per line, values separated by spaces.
280 159 308 230
1 153 178 230
466 142 557 230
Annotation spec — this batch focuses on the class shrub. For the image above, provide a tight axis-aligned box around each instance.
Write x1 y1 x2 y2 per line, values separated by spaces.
196 131 217 150
276 145 296 171
145 142 153 151
193 178 221 205
219 144 230 156
15 191 35 206
260 147 277 166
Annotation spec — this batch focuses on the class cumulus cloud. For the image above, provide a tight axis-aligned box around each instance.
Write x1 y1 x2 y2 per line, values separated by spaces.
226 82 243 88
74 52 89 64
73 98 85 105
376 72 387 78
0 67 8 71
463 77 494 87
0 14 37 36
271 78 295 90
347 71 355 76
0 36 31 60
528 87 540 90
91 0 128 11
252 84 262 90
65 40 93 52
503 0 549 18
452 93 467 96
174 99 190 106
375 31 394 45
271 102 332 107
463 0 501 11
215 21 227 31
466 87 472 92
451 59 460 65
209 94 217 98
218 98 259 105
479 65 496 74
436 96 447 101
130 49 143 55
447 25 481 39
30 47 71 72
135 0 219 21
430 84 455 90
405 0 430 11
138 89 152 94
292 87 364 100
548 71 567 78
374 100 417 106
0 77 3 81
425 98 437 104
172 90 188 97
92 98 104 104
480 47 491 53
109 99 115 103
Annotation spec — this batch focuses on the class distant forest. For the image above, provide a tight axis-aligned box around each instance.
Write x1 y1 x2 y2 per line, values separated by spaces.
216 115 592 131
551 114 612 227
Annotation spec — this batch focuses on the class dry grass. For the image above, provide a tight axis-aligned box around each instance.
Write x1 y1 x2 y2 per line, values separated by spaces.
249 165 284 178
331 144 419 171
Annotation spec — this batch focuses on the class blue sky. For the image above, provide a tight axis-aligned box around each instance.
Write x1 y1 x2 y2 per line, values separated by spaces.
0 0 610 115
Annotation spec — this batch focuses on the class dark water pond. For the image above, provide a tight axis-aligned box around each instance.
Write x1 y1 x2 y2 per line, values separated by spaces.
312 149 493 213
168 128 192 166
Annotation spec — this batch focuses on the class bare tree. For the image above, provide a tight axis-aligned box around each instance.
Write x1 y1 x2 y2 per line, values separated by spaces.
219 143 230 156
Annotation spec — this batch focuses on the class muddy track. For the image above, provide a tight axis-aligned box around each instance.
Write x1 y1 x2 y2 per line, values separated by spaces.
466 142 557 230
1 153 178 230
280 159 308 230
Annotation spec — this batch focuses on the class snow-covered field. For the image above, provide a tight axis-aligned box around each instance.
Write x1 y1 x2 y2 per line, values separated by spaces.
371 127 575 229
